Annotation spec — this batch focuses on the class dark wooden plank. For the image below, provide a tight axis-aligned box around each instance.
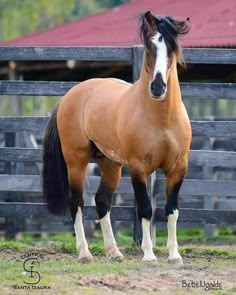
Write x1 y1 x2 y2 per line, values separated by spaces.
1 81 236 99
181 83 236 100
1 117 236 138
0 148 42 162
0 175 133 194
0 116 47 133
189 150 236 168
1 148 236 169
155 179 236 197
154 208 236 224
191 121 236 137
24 223 73 233
183 48 236 64
0 175 235 197
0 81 77 96
0 46 132 62
0 46 235 64
129 46 236 64
0 203 134 221
0 202 235 224
0 175 41 193
132 45 143 82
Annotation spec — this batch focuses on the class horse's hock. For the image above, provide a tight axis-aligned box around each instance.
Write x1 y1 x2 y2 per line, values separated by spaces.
0 46 236 241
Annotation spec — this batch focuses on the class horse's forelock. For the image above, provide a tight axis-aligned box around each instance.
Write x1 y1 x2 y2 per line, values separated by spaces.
138 12 154 47
139 13 190 67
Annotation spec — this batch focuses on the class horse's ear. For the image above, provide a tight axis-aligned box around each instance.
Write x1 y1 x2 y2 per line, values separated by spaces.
139 11 157 47
176 17 191 36
144 11 157 29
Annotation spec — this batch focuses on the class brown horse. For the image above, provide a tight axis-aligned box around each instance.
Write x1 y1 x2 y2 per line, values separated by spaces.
42 11 191 264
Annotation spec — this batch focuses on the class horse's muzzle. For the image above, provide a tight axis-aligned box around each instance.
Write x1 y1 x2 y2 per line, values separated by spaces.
150 74 166 99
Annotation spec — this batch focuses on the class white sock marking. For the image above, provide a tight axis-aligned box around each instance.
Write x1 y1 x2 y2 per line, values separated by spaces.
74 207 92 259
141 218 157 261
100 212 123 258
167 209 182 261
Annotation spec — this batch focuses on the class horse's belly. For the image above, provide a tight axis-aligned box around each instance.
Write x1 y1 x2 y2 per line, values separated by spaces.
94 141 127 164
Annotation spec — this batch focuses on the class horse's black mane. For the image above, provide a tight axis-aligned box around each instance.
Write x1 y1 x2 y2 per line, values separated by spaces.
139 12 190 65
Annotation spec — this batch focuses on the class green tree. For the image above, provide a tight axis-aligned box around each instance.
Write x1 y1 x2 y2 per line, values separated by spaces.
0 0 130 42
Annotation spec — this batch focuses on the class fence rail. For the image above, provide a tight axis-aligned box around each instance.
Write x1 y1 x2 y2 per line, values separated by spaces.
0 46 236 239
0 175 236 197
0 147 236 168
0 203 235 224
0 46 236 64
1 81 236 99
1 117 236 137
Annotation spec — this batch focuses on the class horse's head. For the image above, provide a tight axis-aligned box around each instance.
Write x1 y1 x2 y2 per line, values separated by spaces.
139 11 190 100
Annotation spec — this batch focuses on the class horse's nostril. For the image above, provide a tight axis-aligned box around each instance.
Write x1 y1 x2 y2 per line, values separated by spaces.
151 82 155 92
150 81 166 97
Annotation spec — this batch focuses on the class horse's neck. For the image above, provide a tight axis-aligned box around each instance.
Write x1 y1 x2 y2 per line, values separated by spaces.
137 62 182 125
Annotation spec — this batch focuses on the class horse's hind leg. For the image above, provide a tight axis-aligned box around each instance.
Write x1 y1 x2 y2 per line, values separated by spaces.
165 156 188 265
67 152 93 263
95 157 123 261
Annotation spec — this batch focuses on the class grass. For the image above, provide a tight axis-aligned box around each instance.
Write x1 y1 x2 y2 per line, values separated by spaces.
0 228 235 294
0 228 235 259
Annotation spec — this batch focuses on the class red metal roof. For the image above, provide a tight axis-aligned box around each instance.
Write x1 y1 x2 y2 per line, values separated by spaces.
2 0 236 47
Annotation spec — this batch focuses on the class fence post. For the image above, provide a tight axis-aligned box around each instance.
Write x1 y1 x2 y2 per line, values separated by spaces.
203 137 217 237
4 63 24 239
132 45 143 245
4 132 17 239
150 171 156 246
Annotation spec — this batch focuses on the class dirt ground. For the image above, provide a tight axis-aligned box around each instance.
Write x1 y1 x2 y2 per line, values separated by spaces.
1 247 236 295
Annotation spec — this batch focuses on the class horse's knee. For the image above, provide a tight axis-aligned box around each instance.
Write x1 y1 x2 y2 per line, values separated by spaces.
95 183 113 219
138 201 152 220
70 190 84 223
165 180 183 217
132 178 152 220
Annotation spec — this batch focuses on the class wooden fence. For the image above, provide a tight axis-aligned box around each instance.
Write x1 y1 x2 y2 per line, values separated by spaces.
0 46 236 242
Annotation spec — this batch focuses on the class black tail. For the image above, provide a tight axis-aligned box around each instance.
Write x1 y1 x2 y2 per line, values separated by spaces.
42 106 69 215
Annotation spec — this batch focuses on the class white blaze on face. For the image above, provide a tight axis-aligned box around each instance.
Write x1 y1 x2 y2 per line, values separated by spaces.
151 32 168 84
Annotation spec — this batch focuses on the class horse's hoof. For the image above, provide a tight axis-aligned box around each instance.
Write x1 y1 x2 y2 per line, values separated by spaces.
78 256 93 264
108 253 124 262
109 255 124 262
168 257 183 265
106 248 124 262
142 254 157 262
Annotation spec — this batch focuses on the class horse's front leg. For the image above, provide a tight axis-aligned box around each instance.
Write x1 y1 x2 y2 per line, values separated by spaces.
95 158 124 261
131 172 157 261
165 157 188 265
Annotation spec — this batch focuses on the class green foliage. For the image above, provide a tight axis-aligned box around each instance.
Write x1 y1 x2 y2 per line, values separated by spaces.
0 0 130 42
0 240 27 252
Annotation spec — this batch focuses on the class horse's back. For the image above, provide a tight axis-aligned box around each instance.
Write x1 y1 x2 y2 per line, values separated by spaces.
56 78 131 161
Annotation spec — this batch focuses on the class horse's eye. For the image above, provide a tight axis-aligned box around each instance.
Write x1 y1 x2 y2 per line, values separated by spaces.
158 35 163 42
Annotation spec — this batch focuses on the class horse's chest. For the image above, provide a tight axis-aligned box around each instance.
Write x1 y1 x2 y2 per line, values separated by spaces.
141 129 186 170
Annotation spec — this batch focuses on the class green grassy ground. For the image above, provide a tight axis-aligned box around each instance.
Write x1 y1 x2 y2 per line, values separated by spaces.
1 227 235 252
0 229 235 294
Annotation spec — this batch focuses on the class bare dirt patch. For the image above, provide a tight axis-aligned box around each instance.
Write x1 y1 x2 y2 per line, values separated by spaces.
1 249 236 295
77 257 236 294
